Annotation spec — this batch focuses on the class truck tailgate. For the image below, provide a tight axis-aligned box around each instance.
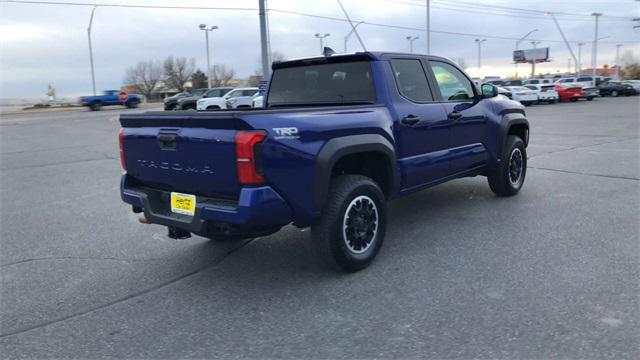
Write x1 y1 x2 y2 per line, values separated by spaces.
120 113 249 199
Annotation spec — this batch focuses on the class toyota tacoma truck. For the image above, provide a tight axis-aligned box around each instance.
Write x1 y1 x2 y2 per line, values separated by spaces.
80 90 141 111
119 52 529 272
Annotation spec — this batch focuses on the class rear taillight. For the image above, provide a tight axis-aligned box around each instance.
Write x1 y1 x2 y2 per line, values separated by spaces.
118 128 126 170
235 130 266 185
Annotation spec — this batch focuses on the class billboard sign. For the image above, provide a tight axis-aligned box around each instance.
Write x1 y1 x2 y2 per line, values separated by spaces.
513 47 550 63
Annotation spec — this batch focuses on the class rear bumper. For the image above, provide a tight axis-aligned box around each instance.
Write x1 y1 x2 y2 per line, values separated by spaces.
120 174 292 237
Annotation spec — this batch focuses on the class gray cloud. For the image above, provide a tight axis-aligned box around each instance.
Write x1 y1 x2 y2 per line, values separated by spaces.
1 0 638 98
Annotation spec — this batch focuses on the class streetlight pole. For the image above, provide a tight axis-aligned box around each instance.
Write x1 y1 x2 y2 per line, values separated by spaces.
530 40 541 78
406 36 419 53
199 24 218 88
615 44 623 79
258 0 271 81
591 13 602 86
475 39 486 79
577 42 585 76
425 0 430 55
314 33 330 54
87 6 97 96
515 29 538 78
344 21 364 52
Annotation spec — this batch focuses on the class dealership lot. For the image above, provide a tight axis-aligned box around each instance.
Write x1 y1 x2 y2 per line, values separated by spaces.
1 98 638 358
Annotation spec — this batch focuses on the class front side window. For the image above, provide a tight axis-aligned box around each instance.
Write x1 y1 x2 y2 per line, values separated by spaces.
390 59 432 102
577 77 592 82
430 61 475 101
268 61 375 106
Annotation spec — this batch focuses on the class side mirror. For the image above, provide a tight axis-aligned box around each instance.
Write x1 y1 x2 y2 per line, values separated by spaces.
481 83 498 98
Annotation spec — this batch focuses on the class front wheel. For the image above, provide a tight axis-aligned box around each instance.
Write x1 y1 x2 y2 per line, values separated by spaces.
488 135 526 197
611 90 619 97
311 175 387 272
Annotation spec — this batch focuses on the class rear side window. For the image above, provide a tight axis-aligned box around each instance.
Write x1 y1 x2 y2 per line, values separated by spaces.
529 80 539 84
525 85 537 90
390 59 433 102
577 77 592 82
430 61 475 101
242 90 257 96
268 61 375 106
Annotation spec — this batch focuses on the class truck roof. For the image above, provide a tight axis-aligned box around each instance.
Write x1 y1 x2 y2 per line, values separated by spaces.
272 51 452 69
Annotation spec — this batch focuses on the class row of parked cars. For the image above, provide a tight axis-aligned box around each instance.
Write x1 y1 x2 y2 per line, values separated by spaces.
163 87 260 111
481 76 639 106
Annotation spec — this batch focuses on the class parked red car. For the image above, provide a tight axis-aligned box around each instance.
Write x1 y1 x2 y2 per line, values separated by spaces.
555 84 584 102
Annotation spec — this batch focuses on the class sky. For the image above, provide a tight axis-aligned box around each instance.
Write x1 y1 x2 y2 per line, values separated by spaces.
0 0 639 99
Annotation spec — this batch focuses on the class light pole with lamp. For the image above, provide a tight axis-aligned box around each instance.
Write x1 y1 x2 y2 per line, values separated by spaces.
314 33 331 54
87 6 98 95
199 24 218 89
514 29 538 78
615 44 623 79
475 39 486 79
591 13 603 86
344 21 364 52
406 36 419 53
577 42 585 76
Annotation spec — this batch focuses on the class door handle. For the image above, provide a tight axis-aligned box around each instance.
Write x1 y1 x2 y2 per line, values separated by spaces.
448 112 463 120
401 115 420 125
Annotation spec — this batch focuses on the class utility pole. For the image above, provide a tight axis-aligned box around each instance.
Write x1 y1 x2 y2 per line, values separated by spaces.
591 13 602 86
314 33 330 54
615 44 623 79
545 12 578 79
406 36 419 53
515 29 538 78
425 0 430 55
530 40 541 78
199 24 218 88
343 21 364 52
577 42 585 76
258 0 271 81
475 39 486 79
87 6 97 96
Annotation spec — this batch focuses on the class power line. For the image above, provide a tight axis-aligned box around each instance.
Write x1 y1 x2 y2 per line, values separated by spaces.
2 0 638 44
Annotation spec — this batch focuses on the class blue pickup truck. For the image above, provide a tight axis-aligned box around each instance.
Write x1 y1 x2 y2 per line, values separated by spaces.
80 90 142 111
119 52 529 271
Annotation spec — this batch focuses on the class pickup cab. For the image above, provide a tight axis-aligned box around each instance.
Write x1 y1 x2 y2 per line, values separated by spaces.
80 90 141 111
119 52 529 272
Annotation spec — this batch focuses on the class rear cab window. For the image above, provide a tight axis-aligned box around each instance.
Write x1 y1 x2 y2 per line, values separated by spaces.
390 59 433 102
267 60 376 107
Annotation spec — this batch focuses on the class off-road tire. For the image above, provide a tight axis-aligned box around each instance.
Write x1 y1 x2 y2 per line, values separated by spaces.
488 135 526 197
90 102 102 111
311 175 387 272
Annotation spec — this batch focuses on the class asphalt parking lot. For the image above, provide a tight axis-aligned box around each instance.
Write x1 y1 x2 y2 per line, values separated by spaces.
1 98 638 359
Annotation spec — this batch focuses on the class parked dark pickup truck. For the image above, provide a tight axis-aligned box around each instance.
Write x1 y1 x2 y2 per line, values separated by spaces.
119 52 529 271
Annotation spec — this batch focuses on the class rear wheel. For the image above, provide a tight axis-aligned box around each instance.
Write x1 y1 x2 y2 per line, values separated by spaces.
488 135 526 197
126 100 140 108
587 97 594 101
311 175 387 272
90 102 102 111
611 90 619 97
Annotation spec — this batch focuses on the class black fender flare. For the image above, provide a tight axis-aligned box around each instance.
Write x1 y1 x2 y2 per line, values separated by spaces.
499 112 529 159
314 134 399 211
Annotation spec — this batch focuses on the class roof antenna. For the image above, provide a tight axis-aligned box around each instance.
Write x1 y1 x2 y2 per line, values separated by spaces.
337 0 367 52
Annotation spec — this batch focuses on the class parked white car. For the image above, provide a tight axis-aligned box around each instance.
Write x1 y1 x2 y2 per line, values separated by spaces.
503 86 538 105
523 78 552 85
524 84 559 104
197 87 259 110
554 76 606 88
621 80 640 93
252 95 264 108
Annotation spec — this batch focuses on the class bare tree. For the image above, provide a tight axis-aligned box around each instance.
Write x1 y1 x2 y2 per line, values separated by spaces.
163 56 196 91
124 60 162 99
211 64 236 87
